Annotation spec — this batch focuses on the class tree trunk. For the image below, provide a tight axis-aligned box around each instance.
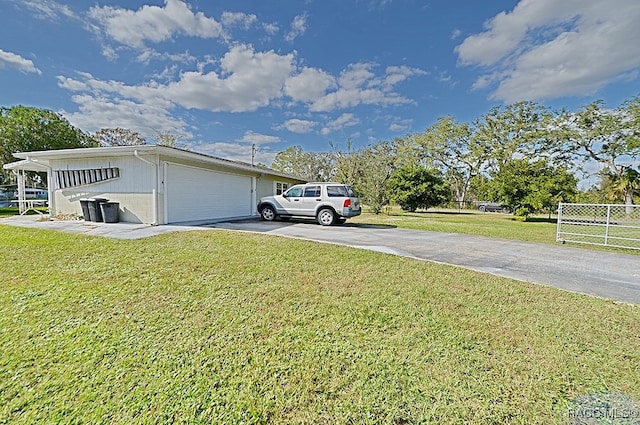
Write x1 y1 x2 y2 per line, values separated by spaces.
625 191 634 215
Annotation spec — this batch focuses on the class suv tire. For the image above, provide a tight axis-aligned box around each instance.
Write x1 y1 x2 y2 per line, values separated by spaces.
260 205 276 221
317 208 335 226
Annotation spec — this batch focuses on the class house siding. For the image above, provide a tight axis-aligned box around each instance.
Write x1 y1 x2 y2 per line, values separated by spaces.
50 155 157 223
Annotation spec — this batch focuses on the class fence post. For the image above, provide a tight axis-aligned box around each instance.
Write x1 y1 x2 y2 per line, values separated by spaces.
556 203 563 242
604 205 611 247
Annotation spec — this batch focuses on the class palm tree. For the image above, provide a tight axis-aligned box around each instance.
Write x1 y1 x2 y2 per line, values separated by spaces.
606 167 640 213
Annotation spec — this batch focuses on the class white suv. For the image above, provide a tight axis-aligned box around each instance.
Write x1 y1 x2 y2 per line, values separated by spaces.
258 183 361 226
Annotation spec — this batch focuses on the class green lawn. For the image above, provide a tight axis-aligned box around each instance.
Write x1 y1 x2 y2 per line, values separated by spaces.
352 209 640 255
1 225 639 424
351 209 559 244
0 207 48 218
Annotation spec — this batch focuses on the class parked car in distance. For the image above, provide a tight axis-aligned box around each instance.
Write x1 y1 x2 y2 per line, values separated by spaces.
258 182 361 226
478 202 511 213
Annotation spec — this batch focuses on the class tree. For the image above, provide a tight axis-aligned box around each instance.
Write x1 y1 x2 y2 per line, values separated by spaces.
415 116 489 206
93 128 146 147
603 166 640 207
387 165 449 212
356 142 396 213
486 159 578 218
474 101 552 173
551 99 640 206
0 105 95 167
153 131 188 149
271 145 335 181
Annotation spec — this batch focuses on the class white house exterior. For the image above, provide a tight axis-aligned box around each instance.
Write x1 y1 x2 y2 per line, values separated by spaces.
3 145 304 225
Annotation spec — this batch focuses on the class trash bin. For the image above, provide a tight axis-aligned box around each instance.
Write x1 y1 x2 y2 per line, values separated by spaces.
100 202 119 223
79 199 91 221
87 198 108 222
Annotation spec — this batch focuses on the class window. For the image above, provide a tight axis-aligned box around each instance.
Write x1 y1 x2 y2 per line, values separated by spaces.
327 186 348 197
285 186 303 197
303 186 321 197
276 182 289 195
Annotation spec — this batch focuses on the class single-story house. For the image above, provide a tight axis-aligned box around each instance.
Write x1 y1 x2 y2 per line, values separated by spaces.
3 145 305 225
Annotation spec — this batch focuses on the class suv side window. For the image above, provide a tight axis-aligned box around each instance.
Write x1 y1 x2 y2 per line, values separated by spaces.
303 186 321 197
285 186 303 197
327 186 348 197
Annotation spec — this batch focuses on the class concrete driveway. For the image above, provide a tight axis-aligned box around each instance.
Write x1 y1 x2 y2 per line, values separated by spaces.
213 220 640 306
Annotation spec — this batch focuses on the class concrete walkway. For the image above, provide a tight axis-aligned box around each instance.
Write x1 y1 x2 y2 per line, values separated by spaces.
0 215 208 239
3 215 639 305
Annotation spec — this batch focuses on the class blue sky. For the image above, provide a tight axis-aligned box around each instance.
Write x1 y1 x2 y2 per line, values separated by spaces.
2 0 640 166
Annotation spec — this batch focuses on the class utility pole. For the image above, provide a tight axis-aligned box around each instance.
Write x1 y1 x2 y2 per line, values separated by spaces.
251 143 256 166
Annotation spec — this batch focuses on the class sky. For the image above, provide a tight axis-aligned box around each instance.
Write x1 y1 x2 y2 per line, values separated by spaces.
2 0 640 166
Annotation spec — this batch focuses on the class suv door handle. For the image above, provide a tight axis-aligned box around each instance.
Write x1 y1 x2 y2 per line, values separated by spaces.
316 198 322 201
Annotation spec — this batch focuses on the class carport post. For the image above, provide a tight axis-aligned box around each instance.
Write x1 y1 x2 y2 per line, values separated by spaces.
21 156 54 215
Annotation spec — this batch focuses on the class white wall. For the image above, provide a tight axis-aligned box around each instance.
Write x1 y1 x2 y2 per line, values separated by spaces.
50 156 156 223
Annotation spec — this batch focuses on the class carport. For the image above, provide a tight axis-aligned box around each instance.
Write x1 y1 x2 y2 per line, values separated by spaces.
2 159 52 215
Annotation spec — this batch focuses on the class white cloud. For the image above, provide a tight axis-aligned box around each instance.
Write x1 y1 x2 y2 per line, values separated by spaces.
237 130 281 145
320 113 359 135
456 0 640 102
284 14 308 42
284 67 336 102
220 11 258 29
384 65 427 87
18 0 76 20
164 44 296 112
389 119 412 132
136 49 197 65
282 119 318 134
60 94 190 138
263 23 279 36
88 0 224 49
309 63 424 112
0 49 41 74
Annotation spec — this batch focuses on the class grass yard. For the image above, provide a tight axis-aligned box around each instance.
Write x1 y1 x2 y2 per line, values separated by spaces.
1 224 639 424
352 209 640 255
351 209 559 245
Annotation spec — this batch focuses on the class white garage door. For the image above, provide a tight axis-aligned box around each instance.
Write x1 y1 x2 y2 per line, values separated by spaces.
166 163 253 223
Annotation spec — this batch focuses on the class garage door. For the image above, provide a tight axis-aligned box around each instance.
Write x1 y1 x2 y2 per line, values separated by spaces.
166 163 253 223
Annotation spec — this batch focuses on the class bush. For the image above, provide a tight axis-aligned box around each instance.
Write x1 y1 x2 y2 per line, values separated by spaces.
387 165 450 212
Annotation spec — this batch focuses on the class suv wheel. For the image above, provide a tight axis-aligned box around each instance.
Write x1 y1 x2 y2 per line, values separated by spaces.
260 205 276 221
317 208 335 226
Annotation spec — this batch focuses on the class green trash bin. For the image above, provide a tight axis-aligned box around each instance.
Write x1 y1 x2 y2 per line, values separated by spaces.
100 202 119 223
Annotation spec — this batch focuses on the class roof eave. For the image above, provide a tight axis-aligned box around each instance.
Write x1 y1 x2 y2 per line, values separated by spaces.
10 145 305 182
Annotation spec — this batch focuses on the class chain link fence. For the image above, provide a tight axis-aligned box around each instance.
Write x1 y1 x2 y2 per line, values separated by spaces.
557 203 640 250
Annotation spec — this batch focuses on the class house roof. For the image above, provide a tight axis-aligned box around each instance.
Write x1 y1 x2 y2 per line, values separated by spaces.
4 145 305 181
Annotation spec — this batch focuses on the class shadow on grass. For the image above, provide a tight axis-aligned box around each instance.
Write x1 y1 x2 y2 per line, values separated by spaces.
519 217 558 224
343 223 397 229
416 210 476 215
